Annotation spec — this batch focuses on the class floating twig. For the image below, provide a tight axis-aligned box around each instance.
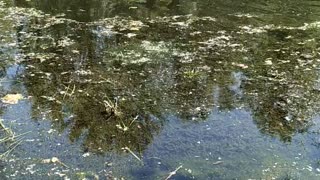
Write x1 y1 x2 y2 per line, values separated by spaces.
42 157 69 168
212 161 223 165
165 165 183 180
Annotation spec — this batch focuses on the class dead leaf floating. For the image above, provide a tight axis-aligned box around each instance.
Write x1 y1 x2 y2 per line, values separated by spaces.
1 94 24 104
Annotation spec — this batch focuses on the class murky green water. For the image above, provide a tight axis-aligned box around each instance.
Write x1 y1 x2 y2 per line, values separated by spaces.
1 0 320 179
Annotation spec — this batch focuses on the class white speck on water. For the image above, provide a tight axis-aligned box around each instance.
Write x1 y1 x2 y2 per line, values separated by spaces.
47 129 54 134
25 139 35 142
82 152 90 157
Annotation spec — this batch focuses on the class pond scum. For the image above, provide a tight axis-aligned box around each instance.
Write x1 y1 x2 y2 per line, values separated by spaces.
1 0 320 179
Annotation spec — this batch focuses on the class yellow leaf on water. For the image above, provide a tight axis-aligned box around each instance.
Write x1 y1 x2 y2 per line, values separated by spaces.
1 94 24 104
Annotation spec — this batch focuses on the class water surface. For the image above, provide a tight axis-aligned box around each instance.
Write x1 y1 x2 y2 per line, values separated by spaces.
0 0 320 179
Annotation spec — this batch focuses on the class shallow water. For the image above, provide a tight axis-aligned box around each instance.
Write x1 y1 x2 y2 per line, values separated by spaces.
1 0 320 179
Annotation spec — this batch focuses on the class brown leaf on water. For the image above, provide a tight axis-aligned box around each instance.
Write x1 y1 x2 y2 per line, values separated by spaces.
1 94 24 104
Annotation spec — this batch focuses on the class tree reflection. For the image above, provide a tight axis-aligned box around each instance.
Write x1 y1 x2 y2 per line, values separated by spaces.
5 1 320 154
239 27 320 141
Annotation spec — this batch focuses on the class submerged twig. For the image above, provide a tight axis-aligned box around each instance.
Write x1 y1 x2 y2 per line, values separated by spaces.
62 83 76 100
0 137 11 144
62 83 70 100
165 165 183 180
0 120 13 136
70 84 76 96
104 96 115 109
0 120 31 159
122 147 142 162
129 115 139 127
0 139 23 158
103 96 123 119
13 131 32 139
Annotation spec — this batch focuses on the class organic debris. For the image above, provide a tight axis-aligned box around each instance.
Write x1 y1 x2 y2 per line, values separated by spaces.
122 147 142 162
0 119 29 159
165 165 183 180
42 157 69 168
212 161 223 165
1 94 24 104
